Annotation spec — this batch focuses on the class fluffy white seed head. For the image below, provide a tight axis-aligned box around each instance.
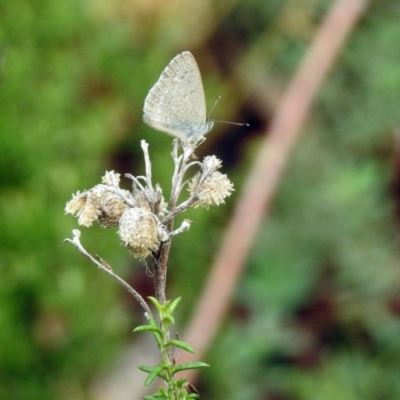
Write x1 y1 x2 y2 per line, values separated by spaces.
118 208 160 259
65 185 133 228
188 171 234 208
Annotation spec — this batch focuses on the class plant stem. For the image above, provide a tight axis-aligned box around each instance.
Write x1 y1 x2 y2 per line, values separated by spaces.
152 241 170 305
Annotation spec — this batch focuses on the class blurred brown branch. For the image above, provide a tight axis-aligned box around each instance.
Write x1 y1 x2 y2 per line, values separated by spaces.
179 0 368 383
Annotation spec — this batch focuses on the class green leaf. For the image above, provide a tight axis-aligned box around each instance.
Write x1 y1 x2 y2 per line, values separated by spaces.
166 339 195 354
143 389 169 399
151 330 163 350
147 296 162 312
187 394 200 399
148 316 160 327
175 377 187 387
138 365 153 373
139 365 168 382
145 364 166 387
143 394 168 400
134 321 163 349
146 317 163 348
163 314 175 325
173 362 210 374
133 324 162 334
168 297 181 314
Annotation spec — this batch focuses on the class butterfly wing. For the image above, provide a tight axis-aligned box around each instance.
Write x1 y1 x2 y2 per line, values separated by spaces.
143 52 212 142
159 51 207 122
143 78 203 140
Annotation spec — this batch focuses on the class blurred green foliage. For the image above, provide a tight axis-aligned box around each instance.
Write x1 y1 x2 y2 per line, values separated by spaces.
1 0 400 399
203 2 400 400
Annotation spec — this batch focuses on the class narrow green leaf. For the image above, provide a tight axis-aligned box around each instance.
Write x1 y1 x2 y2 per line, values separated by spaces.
147 296 162 311
168 297 181 314
139 364 159 373
187 394 200 399
143 389 169 399
146 317 164 349
139 365 168 382
145 364 166 387
134 324 162 334
158 387 168 396
148 316 160 327
175 377 187 387
173 362 210 374
164 299 172 307
166 339 195 354
151 330 163 350
163 314 175 325
143 394 168 400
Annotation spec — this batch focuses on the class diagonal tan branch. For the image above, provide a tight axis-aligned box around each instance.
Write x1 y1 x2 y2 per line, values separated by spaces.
179 0 369 382
64 230 153 318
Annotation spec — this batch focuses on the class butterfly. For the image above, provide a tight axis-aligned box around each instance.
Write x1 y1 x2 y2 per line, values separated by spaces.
143 51 214 143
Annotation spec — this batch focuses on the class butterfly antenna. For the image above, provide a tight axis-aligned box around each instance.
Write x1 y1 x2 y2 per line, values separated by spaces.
207 95 221 119
208 95 250 127
213 119 250 127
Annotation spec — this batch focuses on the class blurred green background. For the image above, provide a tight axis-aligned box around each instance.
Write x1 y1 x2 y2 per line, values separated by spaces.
1 0 400 399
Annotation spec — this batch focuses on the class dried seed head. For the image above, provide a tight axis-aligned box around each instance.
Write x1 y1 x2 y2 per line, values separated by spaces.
202 155 222 172
132 187 152 211
65 191 86 216
101 170 121 187
66 184 133 228
118 208 160 258
188 171 234 208
98 190 132 228
65 190 100 227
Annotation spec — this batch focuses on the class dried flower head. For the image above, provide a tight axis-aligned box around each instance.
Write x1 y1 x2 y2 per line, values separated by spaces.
65 183 133 228
65 190 100 227
132 186 152 211
101 170 121 187
97 189 132 228
202 155 222 172
118 208 160 258
188 171 234 208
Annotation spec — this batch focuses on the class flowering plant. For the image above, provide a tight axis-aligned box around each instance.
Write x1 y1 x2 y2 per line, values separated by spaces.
64 138 234 399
